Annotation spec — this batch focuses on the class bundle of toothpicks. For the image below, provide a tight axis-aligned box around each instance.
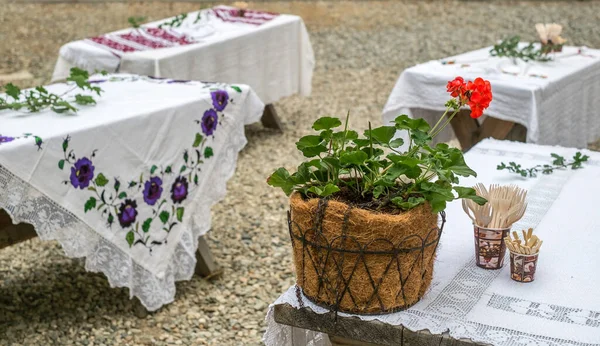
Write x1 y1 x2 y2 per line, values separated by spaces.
505 228 543 255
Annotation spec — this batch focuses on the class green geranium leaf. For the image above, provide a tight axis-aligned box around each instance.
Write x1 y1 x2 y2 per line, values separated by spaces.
126 231 135 247
446 149 477 177
394 114 431 132
312 117 342 131
364 126 396 145
340 151 368 166
267 167 295 195
159 211 170 224
84 197 97 213
391 196 426 210
454 186 487 205
373 185 386 199
95 173 109 187
352 139 371 147
332 130 359 142
192 133 203 147
411 130 432 146
74 94 96 105
307 183 340 197
142 218 152 233
389 138 404 148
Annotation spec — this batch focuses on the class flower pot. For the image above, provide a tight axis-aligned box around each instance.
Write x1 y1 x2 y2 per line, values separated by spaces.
509 251 539 282
288 192 444 315
473 225 510 270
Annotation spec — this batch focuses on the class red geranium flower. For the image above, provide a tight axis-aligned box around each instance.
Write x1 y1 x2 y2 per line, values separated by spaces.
446 77 466 98
465 77 492 118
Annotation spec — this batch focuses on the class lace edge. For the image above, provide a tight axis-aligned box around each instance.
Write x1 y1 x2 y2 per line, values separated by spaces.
0 113 252 311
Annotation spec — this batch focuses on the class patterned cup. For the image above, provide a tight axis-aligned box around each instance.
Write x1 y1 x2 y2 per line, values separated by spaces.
509 251 539 283
473 225 511 270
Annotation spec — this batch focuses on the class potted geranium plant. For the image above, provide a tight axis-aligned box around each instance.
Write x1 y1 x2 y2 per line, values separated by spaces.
267 77 491 314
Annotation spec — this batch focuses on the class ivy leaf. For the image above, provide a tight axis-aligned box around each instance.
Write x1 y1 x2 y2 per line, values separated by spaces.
180 165 187 173
454 186 487 205
74 94 96 105
108 213 114 225
340 151 368 166
95 173 109 187
176 207 184 222
364 126 396 145
142 218 152 233
194 174 199 185
150 165 158 174
84 197 97 213
159 211 170 224
126 231 135 247
58 160 65 170
165 166 172 174
4 84 21 100
307 184 340 197
118 192 127 199
62 138 69 152
192 133 203 148
231 85 242 93
312 117 342 131
267 168 295 196
183 151 189 163
204 147 214 158
114 179 121 192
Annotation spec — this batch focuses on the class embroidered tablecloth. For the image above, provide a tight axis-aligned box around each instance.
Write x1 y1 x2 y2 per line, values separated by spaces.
382 45 600 148
51 5 315 105
0 74 264 310
264 139 600 346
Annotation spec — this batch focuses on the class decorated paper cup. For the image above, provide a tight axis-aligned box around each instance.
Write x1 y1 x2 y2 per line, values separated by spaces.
473 225 511 270
509 251 539 283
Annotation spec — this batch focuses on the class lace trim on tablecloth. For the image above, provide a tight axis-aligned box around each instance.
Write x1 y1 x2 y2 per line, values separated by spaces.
264 144 600 346
0 112 251 311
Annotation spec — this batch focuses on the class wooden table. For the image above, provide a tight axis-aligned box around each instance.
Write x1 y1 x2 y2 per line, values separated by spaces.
273 303 484 346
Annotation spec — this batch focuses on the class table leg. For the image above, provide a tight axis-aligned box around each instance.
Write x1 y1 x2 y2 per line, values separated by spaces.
449 112 526 152
194 235 223 280
261 104 284 132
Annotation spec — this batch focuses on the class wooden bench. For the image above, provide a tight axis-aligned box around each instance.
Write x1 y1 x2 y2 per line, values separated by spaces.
273 303 488 346
449 110 526 152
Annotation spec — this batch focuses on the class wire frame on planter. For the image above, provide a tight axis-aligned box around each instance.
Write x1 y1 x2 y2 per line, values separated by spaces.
288 199 446 315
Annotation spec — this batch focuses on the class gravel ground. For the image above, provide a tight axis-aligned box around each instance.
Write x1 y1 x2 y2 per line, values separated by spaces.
2 1 600 345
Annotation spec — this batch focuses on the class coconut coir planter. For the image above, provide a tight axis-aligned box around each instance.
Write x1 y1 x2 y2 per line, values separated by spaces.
288 193 446 315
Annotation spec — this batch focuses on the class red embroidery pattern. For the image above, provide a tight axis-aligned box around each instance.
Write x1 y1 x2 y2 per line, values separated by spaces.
212 6 279 26
118 32 168 49
145 28 194 45
88 36 138 55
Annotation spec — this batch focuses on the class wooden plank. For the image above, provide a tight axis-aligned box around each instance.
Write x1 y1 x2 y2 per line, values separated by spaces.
261 104 284 132
194 235 223 280
274 303 485 346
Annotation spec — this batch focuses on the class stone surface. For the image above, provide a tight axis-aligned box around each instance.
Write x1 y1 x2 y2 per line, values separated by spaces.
1 1 600 345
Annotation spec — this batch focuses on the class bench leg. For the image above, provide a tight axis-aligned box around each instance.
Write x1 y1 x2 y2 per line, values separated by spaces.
261 104 284 132
194 235 223 280
449 112 527 152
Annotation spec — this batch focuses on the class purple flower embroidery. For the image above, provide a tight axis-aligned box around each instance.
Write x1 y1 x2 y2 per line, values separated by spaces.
70 157 95 189
201 109 219 136
143 176 163 206
117 199 138 228
171 176 189 204
211 90 229 111
0 136 15 144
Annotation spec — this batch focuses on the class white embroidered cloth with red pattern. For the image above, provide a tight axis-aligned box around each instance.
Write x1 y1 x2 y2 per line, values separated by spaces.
52 5 314 105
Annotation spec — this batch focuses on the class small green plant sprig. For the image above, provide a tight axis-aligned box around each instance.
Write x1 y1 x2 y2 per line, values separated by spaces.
158 13 188 29
128 16 147 29
497 152 589 178
490 36 552 62
267 113 488 213
0 68 103 114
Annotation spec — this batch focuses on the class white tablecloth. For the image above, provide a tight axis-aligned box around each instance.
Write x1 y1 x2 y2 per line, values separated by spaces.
264 139 600 346
52 5 315 105
382 46 600 148
0 74 264 311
